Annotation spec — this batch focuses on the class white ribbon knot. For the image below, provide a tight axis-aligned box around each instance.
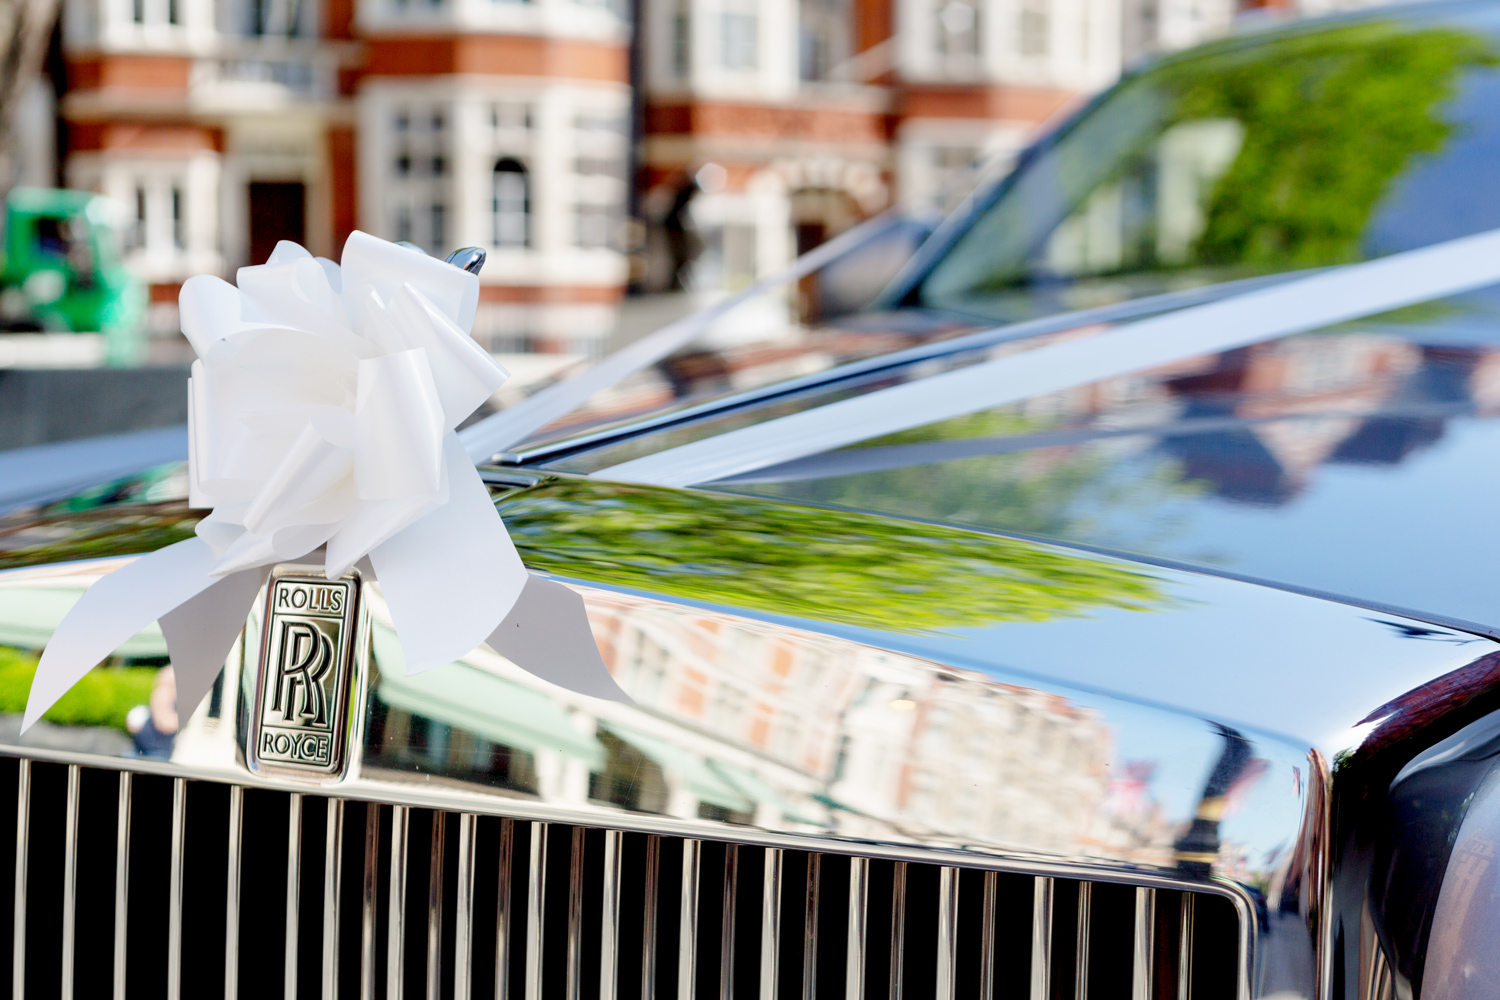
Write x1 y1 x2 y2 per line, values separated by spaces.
25 232 626 732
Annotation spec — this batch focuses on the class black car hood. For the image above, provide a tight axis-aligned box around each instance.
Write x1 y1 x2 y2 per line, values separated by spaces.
699 282 1500 632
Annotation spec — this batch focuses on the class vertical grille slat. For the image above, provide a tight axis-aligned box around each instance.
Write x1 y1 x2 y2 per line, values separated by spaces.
565 825 585 1000
801 854 820 1000
888 861 906 1000
323 798 344 1000
1074 882 1092 1000
847 858 867 1000
1031 876 1053 1000
224 784 243 1000
114 772 130 1000
13 757 28 1000
426 812 446 1000
167 778 187 1000
388 805 410 1000
1178 893 1195 1000
978 872 997 1000
0 756 1248 1000
525 821 548 1000
286 792 304 1000
61 765 79 1000
642 835 660 1000
361 802 380 1000
759 848 780 1000
678 838 701 1000
1134 887 1156 1000
454 814 477 1000
496 818 514 1000
601 829 622 1000
718 844 737 1000
935 868 957 1000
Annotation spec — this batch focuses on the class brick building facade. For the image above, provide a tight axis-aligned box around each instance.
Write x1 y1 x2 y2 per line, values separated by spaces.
51 0 1248 360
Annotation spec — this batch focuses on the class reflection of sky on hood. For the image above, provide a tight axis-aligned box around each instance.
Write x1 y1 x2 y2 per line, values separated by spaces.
1368 73 1500 254
1094 416 1500 627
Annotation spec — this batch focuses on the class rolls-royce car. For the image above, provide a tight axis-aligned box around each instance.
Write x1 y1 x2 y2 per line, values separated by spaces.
10 2 1500 998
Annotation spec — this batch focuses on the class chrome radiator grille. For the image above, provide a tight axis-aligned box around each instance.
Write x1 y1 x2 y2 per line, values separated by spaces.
0 757 1244 999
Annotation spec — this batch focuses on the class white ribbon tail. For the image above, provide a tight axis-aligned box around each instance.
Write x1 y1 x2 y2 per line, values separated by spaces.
486 576 631 703
370 433 528 674
24 537 224 732
159 566 268 726
459 210 904 462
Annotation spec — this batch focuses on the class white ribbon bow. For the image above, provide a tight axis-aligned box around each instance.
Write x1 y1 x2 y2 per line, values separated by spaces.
25 232 626 732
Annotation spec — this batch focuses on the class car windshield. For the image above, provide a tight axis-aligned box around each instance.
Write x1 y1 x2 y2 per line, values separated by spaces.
917 2 1500 323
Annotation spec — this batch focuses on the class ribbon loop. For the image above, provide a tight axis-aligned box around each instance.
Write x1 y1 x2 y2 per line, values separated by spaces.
24 231 627 734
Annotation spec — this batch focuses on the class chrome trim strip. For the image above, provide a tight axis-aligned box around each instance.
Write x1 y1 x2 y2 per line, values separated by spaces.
496 819 514 1000
454 814 477 1000
936 867 958 1000
389 805 410 1000
427 812 446 1000
802 854 820 1000
286 791 303 1000
168 778 186 1000
225 785 243 1000
846 858 868 1000
1178 893 1195 1000
13 758 28 1000
719 845 738 1000
643 835 660 1000
525 822 547 1000
1031 877 1053 1000
679 839 700 1000
0 742 1286 919
324 798 345 1000
889 862 906 1000
115 771 130 1000
1133 887 1155 1000
979 871 997 1000
600 829 622 1000
567 826 585 1000
61 765 79 1000
362 805 380 1000
1075 882 1092 1000
759 848 781 1000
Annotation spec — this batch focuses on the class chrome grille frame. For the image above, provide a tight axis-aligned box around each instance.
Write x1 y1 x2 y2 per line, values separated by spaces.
0 753 1252 1000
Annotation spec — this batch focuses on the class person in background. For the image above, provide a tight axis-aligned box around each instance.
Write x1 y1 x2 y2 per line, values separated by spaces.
125 665 177 759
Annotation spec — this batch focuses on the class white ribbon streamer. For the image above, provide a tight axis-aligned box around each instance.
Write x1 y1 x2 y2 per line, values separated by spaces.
25 538 225 730
598 225 1500 487
459 211 905 462
26 232 625 732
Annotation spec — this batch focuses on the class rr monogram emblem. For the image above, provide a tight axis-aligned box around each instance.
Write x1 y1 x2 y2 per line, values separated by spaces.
251 572 360 775
273 622 333 725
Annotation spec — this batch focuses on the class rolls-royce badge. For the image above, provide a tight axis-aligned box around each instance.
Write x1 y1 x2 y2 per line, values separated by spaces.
251 573 360 774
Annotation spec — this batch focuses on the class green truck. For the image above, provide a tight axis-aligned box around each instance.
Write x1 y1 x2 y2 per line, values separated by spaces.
0 187 146 364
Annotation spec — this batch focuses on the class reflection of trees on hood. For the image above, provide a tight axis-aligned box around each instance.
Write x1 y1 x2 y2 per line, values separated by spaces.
1170 24 1497 269
500 480 1172 634
723 409 1211 558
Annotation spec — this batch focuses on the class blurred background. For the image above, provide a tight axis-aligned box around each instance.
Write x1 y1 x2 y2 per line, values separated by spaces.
0 0 1391 452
